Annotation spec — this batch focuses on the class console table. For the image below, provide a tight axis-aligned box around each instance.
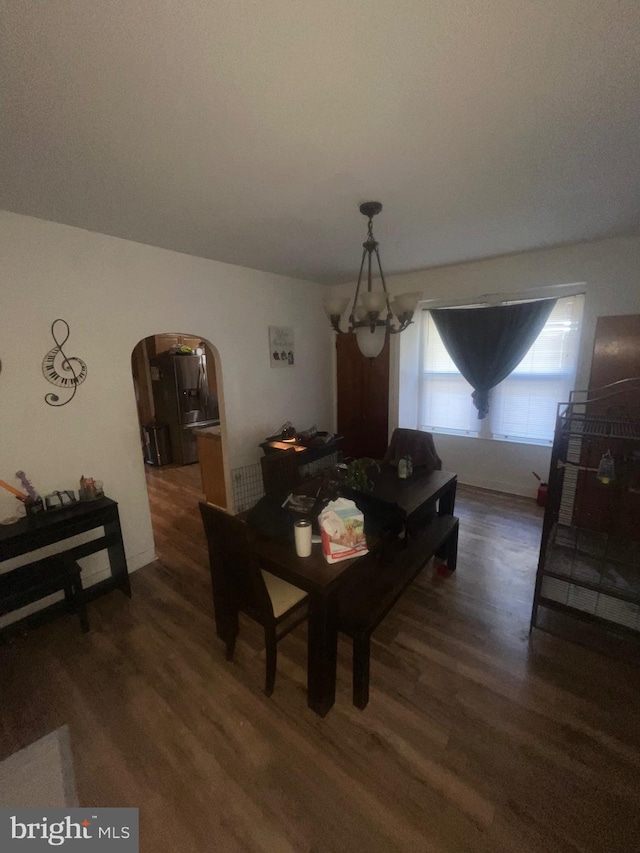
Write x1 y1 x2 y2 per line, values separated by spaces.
259 434 343 468
0 497 131 630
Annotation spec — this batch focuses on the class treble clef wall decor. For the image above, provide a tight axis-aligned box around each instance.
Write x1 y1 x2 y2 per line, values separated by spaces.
42 318 88 406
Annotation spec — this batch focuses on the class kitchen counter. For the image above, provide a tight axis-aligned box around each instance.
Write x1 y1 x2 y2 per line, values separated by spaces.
195 424 221 437
196 428 226 508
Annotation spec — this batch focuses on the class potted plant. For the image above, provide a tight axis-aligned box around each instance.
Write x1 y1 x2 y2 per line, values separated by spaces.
343 458 380 493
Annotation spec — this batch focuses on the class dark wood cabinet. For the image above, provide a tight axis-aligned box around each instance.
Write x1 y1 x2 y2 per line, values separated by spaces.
589 314 640 393
336 333 389 459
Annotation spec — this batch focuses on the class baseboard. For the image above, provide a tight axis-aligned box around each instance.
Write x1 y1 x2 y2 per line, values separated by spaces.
457 475 537 499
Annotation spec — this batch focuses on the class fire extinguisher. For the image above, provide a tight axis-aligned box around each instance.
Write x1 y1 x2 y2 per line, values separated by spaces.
532 472 548 507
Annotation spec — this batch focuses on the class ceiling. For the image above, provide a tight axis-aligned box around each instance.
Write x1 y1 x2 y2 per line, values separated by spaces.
2 1 639 284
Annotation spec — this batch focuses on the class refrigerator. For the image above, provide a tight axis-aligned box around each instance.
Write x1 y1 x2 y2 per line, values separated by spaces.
150 353 220 465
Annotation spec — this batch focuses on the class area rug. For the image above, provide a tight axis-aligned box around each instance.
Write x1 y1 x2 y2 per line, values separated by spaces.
0 725 78 807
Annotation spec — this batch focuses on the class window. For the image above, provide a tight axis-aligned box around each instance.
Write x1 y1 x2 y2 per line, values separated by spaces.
419 295 584 445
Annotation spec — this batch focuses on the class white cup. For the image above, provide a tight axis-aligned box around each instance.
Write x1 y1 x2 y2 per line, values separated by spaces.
294 519 312 557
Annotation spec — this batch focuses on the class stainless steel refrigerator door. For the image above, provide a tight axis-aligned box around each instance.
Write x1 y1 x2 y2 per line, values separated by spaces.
151 358 178 426
175 356 208 425
150 354 219 464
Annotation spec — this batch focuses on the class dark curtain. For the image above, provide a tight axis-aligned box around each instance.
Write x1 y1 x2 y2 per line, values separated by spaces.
430 299 557 418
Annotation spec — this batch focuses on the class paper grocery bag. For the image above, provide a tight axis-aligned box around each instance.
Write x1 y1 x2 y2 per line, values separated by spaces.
319 498 368 564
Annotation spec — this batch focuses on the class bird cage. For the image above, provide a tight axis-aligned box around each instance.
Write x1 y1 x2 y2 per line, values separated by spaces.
531 378 640 639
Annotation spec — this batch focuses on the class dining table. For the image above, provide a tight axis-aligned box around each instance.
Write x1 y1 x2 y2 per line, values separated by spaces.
248 465 457 717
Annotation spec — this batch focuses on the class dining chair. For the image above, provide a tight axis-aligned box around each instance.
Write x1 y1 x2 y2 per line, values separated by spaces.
260 447 301 499
383 428 442 472
198 501 308 696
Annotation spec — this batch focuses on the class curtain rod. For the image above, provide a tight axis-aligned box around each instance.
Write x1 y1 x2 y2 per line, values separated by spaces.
420 281 586 310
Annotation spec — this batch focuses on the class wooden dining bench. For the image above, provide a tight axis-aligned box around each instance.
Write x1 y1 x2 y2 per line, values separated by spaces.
337 513 459 710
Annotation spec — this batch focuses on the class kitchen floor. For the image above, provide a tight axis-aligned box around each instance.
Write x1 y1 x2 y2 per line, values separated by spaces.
144 462 205 562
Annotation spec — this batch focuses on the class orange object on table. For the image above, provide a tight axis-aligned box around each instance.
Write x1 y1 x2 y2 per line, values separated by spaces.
0 480 28 502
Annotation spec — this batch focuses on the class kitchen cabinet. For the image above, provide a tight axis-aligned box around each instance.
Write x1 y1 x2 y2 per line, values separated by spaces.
152 336 217 394
153 334 203 355
197 427 227 508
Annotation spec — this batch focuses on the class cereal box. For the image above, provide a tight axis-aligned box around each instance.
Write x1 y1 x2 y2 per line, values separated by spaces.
319 498 368 564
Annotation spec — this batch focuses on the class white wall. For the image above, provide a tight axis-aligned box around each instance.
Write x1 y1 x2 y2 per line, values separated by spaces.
0 212 334 598
329 235 640 496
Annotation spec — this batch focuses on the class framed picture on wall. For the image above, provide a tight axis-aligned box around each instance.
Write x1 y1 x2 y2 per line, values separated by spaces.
269 326 295 368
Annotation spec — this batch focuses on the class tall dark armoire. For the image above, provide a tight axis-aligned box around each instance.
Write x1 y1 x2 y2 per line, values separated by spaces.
336 333 390 460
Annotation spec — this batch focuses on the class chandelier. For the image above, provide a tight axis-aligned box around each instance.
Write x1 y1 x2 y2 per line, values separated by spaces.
323 202 421 358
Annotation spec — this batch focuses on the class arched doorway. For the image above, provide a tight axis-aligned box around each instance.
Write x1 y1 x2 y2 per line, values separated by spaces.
130 332 230 563
132 333 220 467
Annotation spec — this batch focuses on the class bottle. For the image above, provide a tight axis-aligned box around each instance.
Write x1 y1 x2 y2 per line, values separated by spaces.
294 518 312 557
596 450 615 484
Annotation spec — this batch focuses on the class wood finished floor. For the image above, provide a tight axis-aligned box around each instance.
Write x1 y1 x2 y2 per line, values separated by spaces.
2 464 640 852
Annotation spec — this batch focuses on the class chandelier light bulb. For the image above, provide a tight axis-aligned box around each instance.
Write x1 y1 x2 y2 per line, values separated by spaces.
323 295 350 320
395 292 421 313
360 291 387 315
354 304 368 321
355 326 386 359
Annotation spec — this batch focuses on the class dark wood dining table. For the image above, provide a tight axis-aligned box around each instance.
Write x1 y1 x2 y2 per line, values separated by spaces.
249 466 457 716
